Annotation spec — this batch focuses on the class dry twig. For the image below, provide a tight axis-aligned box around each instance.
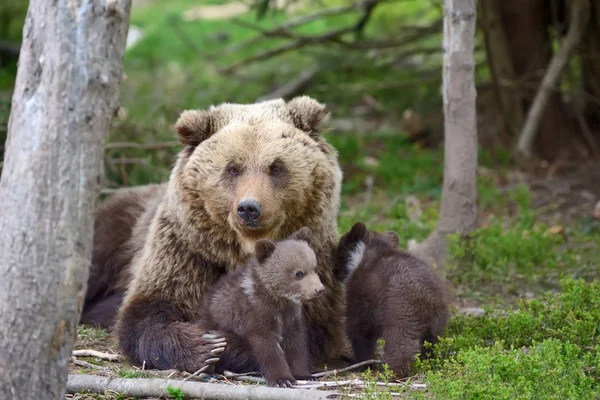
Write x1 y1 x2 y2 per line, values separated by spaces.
71 349 120 362
312 359 382 378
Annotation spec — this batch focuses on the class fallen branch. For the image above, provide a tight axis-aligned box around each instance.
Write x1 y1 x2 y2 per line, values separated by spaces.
312 359 382 378
71 349 120 362
515 0 590 158
66 375 337 399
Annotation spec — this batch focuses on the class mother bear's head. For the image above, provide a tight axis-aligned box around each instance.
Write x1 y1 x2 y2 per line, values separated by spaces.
169 96 343 257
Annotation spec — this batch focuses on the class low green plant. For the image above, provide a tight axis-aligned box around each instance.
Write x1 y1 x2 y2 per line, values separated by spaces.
166 385 186 400
115 367 142 379
414 279 600 399
421 339 598 400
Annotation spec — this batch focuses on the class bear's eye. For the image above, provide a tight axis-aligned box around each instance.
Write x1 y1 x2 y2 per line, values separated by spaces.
228 164 240 176
295 270 304 279
269 162 282 175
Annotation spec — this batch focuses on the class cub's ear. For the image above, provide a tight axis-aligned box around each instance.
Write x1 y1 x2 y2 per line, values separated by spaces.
255 239 277 263
286 96 330 136
382 231 400 248
174 109 217 147
289 226 311 243
349 222 368 241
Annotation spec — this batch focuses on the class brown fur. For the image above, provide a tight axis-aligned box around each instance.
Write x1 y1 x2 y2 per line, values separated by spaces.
199 227 324 387
336 222 451 377
83 96 345 371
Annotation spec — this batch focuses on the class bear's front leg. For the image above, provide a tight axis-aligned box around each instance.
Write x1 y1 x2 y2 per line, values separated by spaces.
247 332 296 387
283 314 316 381
116 296 227 372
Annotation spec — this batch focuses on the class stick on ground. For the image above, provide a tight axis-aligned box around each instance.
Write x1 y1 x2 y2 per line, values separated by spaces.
67 375 338 400
312 359 382 378
71 350 120 361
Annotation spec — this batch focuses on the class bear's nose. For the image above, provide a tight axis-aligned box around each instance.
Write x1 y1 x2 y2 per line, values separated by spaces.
237 199 262 222
315 287 325 296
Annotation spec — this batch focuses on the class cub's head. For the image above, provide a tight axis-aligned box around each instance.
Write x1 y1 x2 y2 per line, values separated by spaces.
253 227 325 303
335 222 400 281
173 96 340 250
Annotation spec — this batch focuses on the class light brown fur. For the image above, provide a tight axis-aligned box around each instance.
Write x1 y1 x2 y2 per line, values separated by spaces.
83 96 345 372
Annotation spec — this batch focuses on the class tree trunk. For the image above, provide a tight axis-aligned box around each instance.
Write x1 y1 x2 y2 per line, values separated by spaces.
500 0 568 161
478 0 524 143
410 0 478 267
516 0 590 158
0 0 131 398
581 0 600 127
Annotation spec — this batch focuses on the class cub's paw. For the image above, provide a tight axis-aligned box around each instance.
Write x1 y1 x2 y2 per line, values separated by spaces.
268 377 297 388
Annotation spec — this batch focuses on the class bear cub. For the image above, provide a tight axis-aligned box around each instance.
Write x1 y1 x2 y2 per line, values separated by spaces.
336 222 451 377
199 227 324 387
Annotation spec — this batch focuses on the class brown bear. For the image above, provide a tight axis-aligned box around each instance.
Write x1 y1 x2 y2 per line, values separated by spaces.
336 222 451 377
81 96 345 373
199 227 324 387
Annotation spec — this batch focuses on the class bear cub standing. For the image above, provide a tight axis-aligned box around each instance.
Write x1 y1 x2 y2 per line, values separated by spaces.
336 222 451 377
199 227 324 387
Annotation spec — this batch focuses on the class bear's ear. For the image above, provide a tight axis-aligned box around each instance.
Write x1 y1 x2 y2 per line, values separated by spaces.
286 96 330 135
255 239 277 263
349 222 368 241
174 110 216 147
382 231 400 248
289 226 311 242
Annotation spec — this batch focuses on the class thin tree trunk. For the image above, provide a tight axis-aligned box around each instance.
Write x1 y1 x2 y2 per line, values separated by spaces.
500 0 569 161
479 0 524 143
410 0 478 267
516 0 590 158
0 0 131 399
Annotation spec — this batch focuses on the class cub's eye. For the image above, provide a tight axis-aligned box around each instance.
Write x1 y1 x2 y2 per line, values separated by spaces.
228 165 240 176
295 270 304 279
270 162 282 175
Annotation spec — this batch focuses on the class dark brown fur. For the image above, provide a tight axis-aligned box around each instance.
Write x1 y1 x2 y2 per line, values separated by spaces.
82 97 345 372
336 222 451 377
199 227 324 387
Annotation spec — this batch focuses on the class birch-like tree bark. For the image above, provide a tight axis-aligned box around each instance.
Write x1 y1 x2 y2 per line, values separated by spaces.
0 0 131 398
411 0 478 266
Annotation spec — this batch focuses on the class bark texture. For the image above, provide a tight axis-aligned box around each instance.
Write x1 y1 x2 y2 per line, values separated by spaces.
411 0 478 266
0 0 131 398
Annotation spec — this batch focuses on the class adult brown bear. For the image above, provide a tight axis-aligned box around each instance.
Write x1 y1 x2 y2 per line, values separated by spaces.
81 96 345 372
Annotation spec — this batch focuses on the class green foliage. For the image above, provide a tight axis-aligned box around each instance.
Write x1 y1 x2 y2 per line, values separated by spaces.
422 339 598 400
166 385 186 400
357 364 406 400
414 279 600 399
115 367 143 379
